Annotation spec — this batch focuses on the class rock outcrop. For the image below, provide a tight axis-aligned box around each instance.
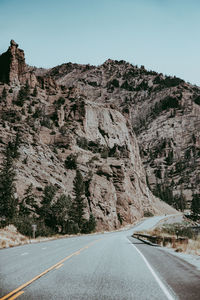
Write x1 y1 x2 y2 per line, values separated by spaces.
0 40 26 85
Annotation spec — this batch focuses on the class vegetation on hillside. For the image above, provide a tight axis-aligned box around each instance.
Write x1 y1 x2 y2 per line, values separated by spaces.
0 138 96 237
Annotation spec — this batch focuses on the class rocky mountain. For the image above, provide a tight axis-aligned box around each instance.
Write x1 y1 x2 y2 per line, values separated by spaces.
44 57 200 210
0 40 188 231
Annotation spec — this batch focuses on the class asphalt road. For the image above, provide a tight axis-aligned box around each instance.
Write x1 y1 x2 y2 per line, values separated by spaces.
0 216 200 300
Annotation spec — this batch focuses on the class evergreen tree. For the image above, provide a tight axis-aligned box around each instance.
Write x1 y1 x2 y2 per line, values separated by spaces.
24 80 30 95
51 194 71 233
38 184 57 227
19 184 37 216
69 170 86 230
32 86 37 97
1 87 7 102
82 213 96 233
191 193 200 220
88 213 96 232
6 132 21 159
12 132 21 159
173 193 186 211
0 144 17 220
15 81 30 106
65 154 77 170
165 150 174 165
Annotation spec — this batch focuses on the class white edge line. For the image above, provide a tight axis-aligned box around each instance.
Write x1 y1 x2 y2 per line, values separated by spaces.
131 243 175 300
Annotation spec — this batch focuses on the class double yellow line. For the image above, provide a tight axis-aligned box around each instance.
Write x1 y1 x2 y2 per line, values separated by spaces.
1 239 101 300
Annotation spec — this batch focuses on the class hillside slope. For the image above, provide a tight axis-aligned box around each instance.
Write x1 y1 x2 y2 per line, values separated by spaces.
45 58 200 208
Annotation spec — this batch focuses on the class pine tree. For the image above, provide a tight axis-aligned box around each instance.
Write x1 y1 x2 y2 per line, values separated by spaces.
15 81 30 107
24 80 30 96
191 193 200 220
82 213 96 233
6 133 21 159
69 170 86 231
51 194 71 233
19 184 37 216
38 184 57 227
12 132 21 159
0 144 17 220
1 87 7 102
32 86 37 97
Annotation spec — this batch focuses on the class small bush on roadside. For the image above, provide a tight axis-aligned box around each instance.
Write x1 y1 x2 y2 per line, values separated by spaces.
144 211 154 217
162 224 195 239
12 216 55 238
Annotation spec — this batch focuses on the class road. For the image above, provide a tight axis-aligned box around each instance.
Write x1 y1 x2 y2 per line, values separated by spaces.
0 215 200 300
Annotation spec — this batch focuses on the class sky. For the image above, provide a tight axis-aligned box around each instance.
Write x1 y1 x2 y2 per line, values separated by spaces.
0 0 200 85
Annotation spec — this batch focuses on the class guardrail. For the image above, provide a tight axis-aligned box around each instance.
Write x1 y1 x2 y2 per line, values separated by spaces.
133 233 188 247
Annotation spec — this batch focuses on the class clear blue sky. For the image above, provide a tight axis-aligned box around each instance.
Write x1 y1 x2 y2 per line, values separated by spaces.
0 0 200 85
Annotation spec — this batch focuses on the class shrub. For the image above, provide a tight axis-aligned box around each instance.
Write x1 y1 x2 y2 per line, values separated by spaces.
117 212 123 225
12 216 34 237
15 82 30 106
193 95 200 106
1 87 7 101
81 214 96 233
33 107 43 119
161 96 179 110
77 137 88 150
101 146 109 159
165 150 174 165
40 116 52 129
55 97 65 107
144 211 154 217
12 216 55 237
32 86 37 97
162 224 194 239
65 154 77 169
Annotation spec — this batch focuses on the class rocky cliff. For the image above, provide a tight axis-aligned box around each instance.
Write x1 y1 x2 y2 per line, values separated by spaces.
0 41 179 230
0 40 27 85
45 59 200 209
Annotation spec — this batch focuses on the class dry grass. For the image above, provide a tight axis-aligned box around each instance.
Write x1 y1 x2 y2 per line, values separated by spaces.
0 225 78 249
0 225 30 249
186 237 200 255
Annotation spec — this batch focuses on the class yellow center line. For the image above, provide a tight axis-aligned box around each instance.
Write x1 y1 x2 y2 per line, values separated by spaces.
55 263 63 270
0 238 102 300
7 291 24 300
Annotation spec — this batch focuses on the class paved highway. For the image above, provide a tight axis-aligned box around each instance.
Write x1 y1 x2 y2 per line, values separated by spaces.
0 216 200 300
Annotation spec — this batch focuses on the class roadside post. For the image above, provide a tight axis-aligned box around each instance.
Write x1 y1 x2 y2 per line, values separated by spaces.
32 224 37 239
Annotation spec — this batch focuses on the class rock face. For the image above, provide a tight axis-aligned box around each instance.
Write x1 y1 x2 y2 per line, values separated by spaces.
45 59 200 209
0 41 180 231
0 40 26 85
74 102 174 230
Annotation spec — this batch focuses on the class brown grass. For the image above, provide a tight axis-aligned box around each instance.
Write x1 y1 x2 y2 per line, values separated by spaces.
0 240 7 248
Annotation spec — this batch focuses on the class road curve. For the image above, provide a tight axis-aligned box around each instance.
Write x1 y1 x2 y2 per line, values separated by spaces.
0 216 199 300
